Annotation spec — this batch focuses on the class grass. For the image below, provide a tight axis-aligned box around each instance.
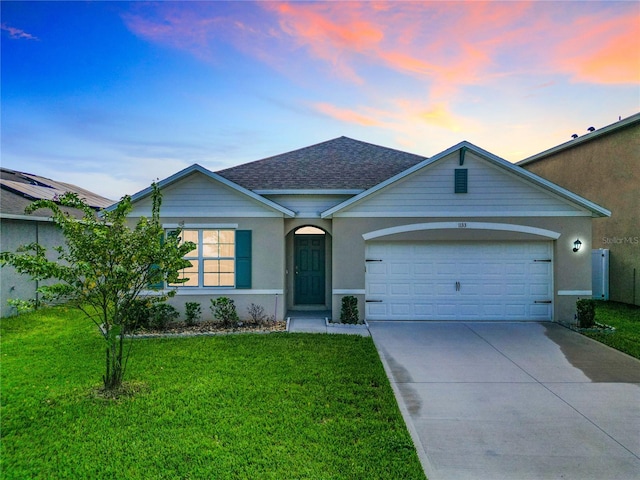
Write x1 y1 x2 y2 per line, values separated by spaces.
1 306 426 480
581 301 640 360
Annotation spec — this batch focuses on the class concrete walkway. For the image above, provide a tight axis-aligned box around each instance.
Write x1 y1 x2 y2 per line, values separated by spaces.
287 311 370 336
368 321 640 480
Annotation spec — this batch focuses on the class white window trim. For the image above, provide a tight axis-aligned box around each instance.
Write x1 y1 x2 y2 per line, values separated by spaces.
172 228 237 288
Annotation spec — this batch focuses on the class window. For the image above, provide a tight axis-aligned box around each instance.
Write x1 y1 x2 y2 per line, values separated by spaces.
173 229 236 287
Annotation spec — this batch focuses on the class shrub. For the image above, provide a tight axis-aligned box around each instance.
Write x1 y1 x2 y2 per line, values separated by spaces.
149 303 180 330
247 303 274 325
7 298 39 315
340 296 359 324
185 302 201 327
210 297 240 328
577 299 596 328
127 298 153 330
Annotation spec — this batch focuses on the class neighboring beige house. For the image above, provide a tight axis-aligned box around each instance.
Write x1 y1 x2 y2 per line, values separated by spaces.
122 137 609 323
518 113 640 306
0 168 113 317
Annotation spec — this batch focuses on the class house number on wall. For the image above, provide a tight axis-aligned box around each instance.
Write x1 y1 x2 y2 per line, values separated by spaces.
458 222 467 228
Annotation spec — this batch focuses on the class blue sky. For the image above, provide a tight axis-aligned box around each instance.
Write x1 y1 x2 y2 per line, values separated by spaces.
2 1 638 200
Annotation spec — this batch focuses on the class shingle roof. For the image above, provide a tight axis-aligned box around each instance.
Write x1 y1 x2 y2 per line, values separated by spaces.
216 136 427 191
0 168 114 218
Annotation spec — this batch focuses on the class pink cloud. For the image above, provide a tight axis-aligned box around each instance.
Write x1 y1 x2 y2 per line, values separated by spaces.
122 6 228 63
554 15 640 84
122 1 639 94
313 97 469 134
1 23 38 41
313 103 383 127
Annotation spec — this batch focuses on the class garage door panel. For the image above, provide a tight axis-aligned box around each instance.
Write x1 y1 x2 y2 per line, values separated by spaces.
530 283 550 296
531 304 551 317
436 262 457 274
414 263 435 275
368 283 387 295
367 262 387 275
390 303 412 316
368 303 387 316
504 284 526 295
483 263 504 275
482 304 505 316
503 263 526 275
482 283 503 296
414 283 435 295
415 303 434 315
436 303 457 316
390 283 411 295
365 241 552 321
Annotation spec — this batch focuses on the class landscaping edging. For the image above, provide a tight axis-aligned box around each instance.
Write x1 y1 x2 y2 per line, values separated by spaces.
325 318 370 329
127 321 288 339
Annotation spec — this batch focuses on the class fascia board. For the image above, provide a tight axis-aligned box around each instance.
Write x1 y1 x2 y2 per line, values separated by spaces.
0 213 53 222
254 189 364 195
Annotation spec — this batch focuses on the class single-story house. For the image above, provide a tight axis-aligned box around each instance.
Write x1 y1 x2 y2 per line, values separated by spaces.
0 168 113 317
518 112 639 306
122 137 610 323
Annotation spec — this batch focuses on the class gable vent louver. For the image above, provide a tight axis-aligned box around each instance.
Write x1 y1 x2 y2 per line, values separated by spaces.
454 169 468 194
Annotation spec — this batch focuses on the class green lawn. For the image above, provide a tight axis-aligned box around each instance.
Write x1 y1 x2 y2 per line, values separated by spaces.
1 306 425 479
582 301 640 360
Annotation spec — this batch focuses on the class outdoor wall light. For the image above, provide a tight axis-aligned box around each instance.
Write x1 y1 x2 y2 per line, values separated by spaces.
572 239 582 253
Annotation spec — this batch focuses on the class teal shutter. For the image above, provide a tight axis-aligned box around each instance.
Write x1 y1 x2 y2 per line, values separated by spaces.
235 230 252 289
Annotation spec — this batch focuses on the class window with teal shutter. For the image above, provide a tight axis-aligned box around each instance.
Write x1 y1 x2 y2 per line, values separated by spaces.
235 230 252 289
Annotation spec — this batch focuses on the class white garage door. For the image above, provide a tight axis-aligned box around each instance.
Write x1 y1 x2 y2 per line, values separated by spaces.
365 242 552 321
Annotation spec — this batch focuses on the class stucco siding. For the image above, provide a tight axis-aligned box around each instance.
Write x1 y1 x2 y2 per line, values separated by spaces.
522 120 639 305
336 151 591 217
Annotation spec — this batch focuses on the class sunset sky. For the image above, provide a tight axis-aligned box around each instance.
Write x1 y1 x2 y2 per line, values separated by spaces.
2 1 639 200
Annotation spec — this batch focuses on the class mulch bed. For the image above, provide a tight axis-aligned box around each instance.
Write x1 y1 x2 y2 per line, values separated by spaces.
131 320 288 338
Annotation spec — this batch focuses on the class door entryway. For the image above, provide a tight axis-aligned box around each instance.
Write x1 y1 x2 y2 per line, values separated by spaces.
294 234 326 305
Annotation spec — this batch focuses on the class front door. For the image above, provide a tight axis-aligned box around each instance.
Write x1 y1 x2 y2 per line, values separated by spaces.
295 235 325 305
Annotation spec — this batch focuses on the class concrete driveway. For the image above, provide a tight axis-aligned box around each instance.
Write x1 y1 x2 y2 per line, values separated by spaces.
368 321 640 480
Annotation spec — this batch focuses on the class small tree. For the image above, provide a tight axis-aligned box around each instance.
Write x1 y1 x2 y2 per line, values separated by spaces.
0 184 194 392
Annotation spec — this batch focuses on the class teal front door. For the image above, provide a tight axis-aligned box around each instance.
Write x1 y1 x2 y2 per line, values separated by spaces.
294 235 325 305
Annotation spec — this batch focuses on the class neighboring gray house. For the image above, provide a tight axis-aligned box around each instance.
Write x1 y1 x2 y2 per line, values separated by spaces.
121 137 610 323
0 168 113 317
